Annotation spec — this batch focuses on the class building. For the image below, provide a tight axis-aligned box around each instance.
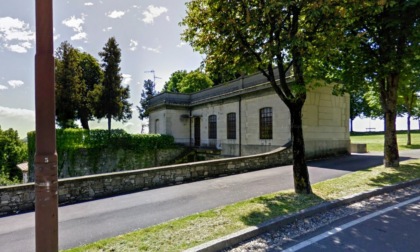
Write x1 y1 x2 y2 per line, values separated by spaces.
148 70 350 158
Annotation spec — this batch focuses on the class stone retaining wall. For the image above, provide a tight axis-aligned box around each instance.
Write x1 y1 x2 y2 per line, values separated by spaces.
1 146 293 216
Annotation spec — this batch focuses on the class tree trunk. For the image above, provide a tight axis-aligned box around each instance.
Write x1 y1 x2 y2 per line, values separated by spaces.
107 115 111 132
350 118 354 133
80 116 90 130
290 105 312 194
380 75 399 167
407 113 411 145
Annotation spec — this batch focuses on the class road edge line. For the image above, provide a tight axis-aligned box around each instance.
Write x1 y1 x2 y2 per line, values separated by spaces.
185 178 420 252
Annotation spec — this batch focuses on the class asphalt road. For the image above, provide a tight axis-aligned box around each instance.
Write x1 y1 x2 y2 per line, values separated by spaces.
1 150 420 251
284 193 420 252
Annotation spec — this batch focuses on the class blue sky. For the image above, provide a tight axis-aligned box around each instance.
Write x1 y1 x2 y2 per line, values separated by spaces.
0 0 202 137
0 0 418 138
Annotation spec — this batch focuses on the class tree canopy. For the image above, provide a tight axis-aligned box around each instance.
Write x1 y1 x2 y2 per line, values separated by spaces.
162 70 187 93
182 0 344 194
97 37 133 132
138 79 157 120
55 41 104 130
177 71 213 93
336 0 420 167
0 127 27 184
55 41 82 129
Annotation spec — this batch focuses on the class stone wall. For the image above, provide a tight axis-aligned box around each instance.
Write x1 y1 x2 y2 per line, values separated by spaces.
0 146 292 216
29 147 186 180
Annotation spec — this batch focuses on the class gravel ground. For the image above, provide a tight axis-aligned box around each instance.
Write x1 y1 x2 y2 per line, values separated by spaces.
225 185 420 252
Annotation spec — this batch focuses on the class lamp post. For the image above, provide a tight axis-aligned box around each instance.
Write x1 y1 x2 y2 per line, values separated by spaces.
35 0 58 251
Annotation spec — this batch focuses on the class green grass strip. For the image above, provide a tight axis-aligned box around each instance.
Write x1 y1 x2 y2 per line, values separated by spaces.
65 159 420 252
350 131 420 152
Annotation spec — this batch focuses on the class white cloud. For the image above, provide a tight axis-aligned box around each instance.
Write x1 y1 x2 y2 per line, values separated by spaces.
70 32 87 41
0 17 34 53
177 41 187 48
0 106 35 120
8 80 24 88
84 2 93 6
142 46 161 53
62 15 87 41
62 16 85 33
129 39 138 51
107 10 125 19
166 16 170 22
0 85 8 90
122 74 132 85
102 27 113 32
142 5 168 24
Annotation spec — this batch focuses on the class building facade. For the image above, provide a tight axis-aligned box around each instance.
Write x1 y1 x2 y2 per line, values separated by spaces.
148 71 350 158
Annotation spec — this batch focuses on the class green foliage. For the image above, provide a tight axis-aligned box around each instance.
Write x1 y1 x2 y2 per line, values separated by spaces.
55 41 104 130
162 70 187 93
0 127 27 182
97 37 133 131
181 0 343 193
177 71 213 93
28 129 175 178
335 0 420 166
138 79 157 120
162 70 214 94
77 52 104 130
55 41 83 128
28 129 174 152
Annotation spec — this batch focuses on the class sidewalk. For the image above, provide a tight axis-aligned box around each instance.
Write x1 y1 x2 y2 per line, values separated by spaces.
188 179 420 252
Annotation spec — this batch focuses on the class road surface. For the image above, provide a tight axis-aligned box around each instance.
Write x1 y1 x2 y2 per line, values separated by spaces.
0 150 419 251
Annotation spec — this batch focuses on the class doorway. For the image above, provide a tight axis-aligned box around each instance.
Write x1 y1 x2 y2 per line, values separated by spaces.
194 117 200 146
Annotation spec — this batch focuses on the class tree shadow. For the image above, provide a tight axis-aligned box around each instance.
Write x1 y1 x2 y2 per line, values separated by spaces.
239 192 325 226
367 162 420 188
401 144 420 150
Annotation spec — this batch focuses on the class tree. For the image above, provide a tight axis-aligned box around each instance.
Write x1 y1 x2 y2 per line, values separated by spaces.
339 0 420 167
97 37 132 131
398 60 420 145
177 71 213 93
162 70 187 93
55 41 82 128
0 127 27 183
77 52 104 130
55 42 104 130
182 1 341 194
349 90 372 133
138 79 157 120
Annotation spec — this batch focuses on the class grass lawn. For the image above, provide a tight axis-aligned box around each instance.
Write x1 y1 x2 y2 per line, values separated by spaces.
350 130 420 152
64 158 420 252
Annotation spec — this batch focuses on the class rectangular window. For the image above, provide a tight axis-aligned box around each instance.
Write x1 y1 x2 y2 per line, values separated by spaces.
227 113 236 139
208 115 217 139
260 107 272 139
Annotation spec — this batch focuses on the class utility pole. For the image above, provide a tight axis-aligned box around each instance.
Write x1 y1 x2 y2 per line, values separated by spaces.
144 70 162 84
35 0 58 251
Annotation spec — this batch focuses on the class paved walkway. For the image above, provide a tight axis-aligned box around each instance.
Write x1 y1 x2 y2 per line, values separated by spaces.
0 150 419 251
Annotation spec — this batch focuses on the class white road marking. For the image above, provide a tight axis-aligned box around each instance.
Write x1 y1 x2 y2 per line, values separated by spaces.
283 195 420 251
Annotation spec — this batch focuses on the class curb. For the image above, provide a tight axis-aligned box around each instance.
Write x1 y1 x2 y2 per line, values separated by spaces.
185 178 420 252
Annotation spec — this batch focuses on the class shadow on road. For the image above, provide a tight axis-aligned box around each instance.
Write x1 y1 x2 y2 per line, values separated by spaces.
308 154 416 172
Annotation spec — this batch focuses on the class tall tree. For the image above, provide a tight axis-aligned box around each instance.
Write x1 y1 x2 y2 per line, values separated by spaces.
97 37 132 131
182 0 341 194
340 0 420 167
177 71 213 93
0 127 27 182
162 70 187 93
138 79 157 120
77 52 104 130
55 41 82 128
398 60 420 145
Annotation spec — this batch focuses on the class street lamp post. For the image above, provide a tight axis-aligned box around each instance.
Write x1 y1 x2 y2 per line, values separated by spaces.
35 0 58 251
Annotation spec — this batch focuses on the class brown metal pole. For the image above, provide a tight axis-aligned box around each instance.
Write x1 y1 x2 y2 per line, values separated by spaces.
35 0 58 251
